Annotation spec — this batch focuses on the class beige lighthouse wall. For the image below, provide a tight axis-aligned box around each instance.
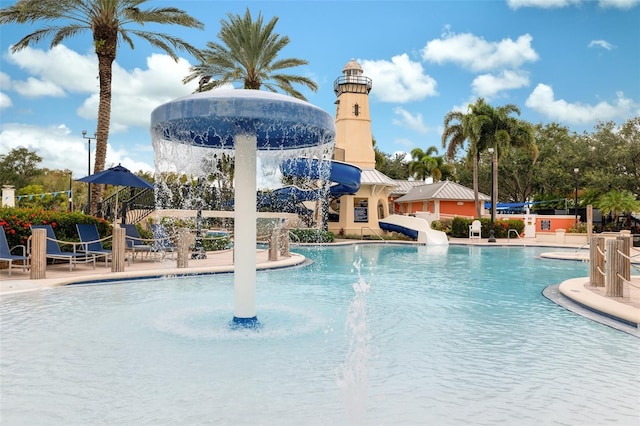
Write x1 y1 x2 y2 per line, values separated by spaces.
334 92 375 170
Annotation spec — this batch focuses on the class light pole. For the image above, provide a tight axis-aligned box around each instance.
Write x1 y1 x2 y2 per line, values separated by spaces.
68 172 73 211
82 130 96 213
574 168 579 226
488 147 496 243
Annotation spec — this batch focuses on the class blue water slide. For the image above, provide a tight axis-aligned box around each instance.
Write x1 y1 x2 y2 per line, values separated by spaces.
278 158 361 198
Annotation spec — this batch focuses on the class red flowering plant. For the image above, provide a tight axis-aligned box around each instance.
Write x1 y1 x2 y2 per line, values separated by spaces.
0 207 112 248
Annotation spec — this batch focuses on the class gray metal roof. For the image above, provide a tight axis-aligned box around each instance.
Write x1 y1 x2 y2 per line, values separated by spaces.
360 169 397 186
394 180 490 202
390 180 425 195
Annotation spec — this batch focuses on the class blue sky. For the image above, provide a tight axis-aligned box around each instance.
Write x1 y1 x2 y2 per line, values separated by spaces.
1 0 639 179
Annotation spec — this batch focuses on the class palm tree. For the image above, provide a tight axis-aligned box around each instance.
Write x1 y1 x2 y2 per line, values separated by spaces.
442 101 485 217
408 146 452 182
596 190 640 229
183 8 318 100
442 98 536 217
1 0 204 214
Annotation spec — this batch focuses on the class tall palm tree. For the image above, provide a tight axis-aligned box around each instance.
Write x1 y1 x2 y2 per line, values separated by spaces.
183 8 318 100
442 101 485 216
442 98 536 217
470 100 536 207
1 0 204 214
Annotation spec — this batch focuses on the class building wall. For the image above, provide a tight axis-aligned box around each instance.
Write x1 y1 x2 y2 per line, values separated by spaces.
334 91 375 170
329 184 391 236
395 199 477 218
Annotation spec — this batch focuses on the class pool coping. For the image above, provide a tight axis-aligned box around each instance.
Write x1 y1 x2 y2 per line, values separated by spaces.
543 282 640 337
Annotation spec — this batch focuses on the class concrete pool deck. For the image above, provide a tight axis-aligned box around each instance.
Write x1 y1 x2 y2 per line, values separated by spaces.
1 237 638 334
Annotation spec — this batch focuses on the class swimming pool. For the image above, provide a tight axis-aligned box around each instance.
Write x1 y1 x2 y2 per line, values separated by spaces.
1 244 638 425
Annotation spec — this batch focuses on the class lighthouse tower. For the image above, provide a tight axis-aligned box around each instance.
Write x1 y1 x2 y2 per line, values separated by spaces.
328 59 396 236
333 59 375 169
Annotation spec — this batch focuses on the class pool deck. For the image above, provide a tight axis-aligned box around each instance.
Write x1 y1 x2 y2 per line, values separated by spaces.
1 237 638 334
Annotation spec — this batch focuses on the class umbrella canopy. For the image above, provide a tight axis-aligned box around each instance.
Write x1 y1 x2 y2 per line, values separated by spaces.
77 164 153 189
77 164 153 222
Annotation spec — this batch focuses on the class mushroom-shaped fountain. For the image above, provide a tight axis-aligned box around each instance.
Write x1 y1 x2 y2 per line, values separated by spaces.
150 89 336 328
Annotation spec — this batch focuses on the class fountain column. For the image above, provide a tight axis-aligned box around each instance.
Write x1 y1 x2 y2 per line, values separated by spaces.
233 133 258 325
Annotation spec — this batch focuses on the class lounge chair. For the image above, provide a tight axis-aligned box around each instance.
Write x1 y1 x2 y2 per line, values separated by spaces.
150 223 176 260
76 223 113 267
469 220 482 239
0 227 30 276
30 225 96 271
120 224 154 261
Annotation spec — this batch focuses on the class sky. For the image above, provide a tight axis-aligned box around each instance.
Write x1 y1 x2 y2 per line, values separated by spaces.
1 0 639 179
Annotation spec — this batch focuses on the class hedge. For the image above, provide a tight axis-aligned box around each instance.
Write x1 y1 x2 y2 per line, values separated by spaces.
450 216 524 239
1 207 111 249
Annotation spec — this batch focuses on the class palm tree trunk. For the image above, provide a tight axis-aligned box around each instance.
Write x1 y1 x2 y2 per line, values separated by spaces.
473 153 480 217
90 48 115 215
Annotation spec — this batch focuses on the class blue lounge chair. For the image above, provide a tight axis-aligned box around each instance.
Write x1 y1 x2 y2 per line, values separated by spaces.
150 223 176 260
120 223 154 261
76 223 113 267
0 227 30 276
30 225 96 271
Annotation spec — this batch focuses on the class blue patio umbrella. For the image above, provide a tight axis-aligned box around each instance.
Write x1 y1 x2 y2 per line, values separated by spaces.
77 164 153 221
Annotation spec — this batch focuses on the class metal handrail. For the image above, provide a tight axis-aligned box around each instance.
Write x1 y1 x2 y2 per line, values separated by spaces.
507 229 526 246
360 227 386 242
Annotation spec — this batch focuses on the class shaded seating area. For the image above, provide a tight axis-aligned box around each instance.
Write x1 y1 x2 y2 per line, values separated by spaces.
151 223 176 260
0 227 30 276
30 225 96 271
120 224 154 262
76 224 113 267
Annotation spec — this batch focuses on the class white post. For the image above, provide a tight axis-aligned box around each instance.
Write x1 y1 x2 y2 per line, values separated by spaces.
2 185 15 207
233 134 258 324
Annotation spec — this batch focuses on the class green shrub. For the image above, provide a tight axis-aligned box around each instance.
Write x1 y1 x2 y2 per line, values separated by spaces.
289 228 335 243
1 207 111 248
449 216 524 238
431 218 452 235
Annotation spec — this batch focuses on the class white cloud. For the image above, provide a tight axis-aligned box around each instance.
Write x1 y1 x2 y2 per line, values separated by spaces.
0 92 12 110
5 45 198 133
391 107 431 134
6 45 98 94
0 123 153 176
588 40 614 50
422 30 539 72
77 53 196 132
507 0 581 9
472 70 530 97
598 0 640 9
13 77 66 97
361 54 437 103
525 83 638 124
507 0 639 8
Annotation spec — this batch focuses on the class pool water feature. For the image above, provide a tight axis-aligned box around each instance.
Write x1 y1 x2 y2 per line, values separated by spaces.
2 245 638 425
151 89 336 326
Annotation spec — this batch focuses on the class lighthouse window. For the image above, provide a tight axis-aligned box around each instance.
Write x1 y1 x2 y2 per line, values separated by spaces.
353 103 360 116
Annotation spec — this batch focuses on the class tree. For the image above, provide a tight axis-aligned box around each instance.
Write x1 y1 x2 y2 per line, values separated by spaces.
183 8 318 100
1 0 204 213
443 98 536 217
408 146 453 182
408 147 437 181
442 99 489 217
596 190 640 229
0 147 43 189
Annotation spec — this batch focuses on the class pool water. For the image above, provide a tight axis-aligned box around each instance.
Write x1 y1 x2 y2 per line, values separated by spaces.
1 244 638 425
